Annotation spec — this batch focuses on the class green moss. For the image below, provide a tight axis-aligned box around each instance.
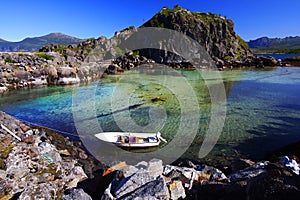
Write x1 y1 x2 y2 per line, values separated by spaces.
37 163 62 177
132 50 139 57
34 52 54 60
225 55 231 61
237 35 248 49
0 144 15 158
53 47 67 52
113 44 123 56
192 11 226 23
160 5 183 16
0 144 16 169
4 57 13 63
152 17 165 28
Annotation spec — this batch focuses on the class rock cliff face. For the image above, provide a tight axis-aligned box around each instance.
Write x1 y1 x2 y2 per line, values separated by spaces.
142 5 253 67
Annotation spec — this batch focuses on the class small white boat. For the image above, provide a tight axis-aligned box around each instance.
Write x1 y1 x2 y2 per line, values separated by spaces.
94 132 167 148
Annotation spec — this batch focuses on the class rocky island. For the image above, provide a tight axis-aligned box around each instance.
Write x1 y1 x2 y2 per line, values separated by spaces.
0 5 282 94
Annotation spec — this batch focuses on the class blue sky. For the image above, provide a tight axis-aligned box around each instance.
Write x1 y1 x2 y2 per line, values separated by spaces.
1 0 299 42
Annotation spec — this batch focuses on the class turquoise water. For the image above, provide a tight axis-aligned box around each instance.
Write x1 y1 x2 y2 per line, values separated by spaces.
1 67 300 165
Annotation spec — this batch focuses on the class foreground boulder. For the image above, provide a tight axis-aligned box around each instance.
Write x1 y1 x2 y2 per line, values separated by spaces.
102 159 171 200
1 110 300 199
63 188 92 200
57 66 80 85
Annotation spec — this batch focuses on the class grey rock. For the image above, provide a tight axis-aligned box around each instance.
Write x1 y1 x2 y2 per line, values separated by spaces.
57 66 77 78
78 65 91 82
147 158 163 178
0 111 90 199
105 64 124 75
169 180 186 200
63 188 92 200
47 151 63 163
201 165 227 181
0 178 11 199
0 86 7 94
66 56 77 67
114 169 154 198
13 70 31 81
44 65 58 85
120 177 169 200
122 165 139 178
135 161 148 170
229 163 267 182
142 5 252 67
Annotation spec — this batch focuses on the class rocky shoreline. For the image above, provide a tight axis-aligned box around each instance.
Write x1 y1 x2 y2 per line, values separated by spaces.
284 56 300 67
1 111 300 199
0 5 290 94
0 50 286 95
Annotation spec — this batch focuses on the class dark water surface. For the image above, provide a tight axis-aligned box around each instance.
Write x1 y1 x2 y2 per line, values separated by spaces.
1 67 300 165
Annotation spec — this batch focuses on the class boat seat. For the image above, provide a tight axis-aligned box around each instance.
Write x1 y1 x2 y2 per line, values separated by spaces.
149 137 157 142
129 136 135 143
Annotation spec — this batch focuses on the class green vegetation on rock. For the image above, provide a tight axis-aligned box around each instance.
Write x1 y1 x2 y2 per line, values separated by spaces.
0 144 16 169
34 52 54 60
4 57 13 63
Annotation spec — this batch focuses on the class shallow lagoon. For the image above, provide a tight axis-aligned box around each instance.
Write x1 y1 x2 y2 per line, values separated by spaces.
1 67 300 165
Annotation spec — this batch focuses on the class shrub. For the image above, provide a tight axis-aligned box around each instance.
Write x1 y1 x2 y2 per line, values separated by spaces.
4 57 13 63
35 52 54 60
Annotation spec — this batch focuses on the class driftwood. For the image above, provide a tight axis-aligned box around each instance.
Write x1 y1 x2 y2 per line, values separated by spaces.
103 161 127 176
1 124 22 141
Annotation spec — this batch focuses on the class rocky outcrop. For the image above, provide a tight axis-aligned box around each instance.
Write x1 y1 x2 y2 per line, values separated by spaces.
63 188 92 200
0 111 100 199
57 66 80 85
284 56 300 66
0 52 81 90
102 159 171 200
141 5 280 68
100 157 300 200
142 6 249 64
39 5 282 71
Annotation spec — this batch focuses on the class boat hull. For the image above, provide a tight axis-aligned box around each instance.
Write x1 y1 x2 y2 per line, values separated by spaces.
113 141 160 148
94 132 165 148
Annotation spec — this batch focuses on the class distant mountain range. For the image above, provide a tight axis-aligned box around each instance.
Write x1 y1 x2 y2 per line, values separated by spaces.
0 39 8 43
248 36 300 53
0 33 84 52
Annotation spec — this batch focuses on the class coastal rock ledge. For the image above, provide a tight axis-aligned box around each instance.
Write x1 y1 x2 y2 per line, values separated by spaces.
1 111 300 199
